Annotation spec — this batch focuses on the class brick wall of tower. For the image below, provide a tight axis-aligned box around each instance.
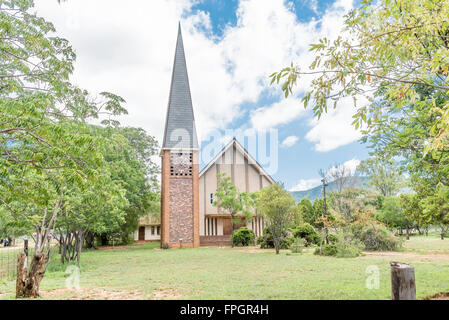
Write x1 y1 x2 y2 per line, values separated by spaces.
169 178 194 244
161 150 199 249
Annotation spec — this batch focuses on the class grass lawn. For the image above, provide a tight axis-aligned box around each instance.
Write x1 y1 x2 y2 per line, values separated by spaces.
0 236 448 300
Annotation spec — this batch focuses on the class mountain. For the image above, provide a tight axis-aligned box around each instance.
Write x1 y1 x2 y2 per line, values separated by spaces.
290 176 371 203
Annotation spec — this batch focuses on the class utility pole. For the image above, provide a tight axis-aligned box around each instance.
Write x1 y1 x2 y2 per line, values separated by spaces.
321 177 329 244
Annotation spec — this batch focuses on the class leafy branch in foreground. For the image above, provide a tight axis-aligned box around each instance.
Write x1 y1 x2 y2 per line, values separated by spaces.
271 0 449 152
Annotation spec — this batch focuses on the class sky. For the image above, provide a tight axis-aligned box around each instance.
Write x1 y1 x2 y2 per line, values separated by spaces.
33 0 370 192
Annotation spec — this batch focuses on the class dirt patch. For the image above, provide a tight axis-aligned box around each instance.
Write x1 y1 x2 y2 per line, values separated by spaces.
423 292 449 300
151 288 183 299
41 287 144 300
363 251 449 261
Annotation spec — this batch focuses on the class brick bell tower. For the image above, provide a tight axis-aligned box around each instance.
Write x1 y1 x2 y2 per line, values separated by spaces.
160 23 200 248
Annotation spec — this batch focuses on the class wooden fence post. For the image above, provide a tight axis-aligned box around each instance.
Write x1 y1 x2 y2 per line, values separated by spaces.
391 262 416 300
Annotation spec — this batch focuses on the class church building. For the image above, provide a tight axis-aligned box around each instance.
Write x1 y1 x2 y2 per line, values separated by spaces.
136 24 274 247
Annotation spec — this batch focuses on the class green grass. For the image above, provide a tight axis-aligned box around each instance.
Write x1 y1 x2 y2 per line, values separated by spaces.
0 237 448 300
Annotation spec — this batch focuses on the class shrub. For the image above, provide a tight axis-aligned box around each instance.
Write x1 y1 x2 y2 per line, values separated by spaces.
292 223 321 246
315 244 337 256
233 227 255 246
290 238 305 253
315 232 364 258
327 233 338 244
351 223 403 251
258 227 293 250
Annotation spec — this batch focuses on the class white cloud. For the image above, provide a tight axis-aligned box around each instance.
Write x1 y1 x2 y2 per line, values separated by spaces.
290 178 321 192
250 98 307 131
305 96 365 152
281 136 299 148
327 158 361 178
33 0 357 155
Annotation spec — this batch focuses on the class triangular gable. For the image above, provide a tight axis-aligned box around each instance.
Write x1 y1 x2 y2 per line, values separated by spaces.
199 138 276 184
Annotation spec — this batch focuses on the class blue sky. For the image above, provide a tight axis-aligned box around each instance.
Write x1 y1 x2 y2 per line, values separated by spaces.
190 0 370 190
35 0 370 192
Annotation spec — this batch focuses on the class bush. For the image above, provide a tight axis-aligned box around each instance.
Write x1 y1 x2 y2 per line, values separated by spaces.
315 232 364 258
292 223 321 246
257 227 294 250
315 244 338 256
351 223 403 251
327 233 338 244
233 227 255 246
290 238 305 253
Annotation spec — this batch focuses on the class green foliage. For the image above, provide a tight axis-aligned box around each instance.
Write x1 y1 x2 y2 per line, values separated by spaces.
296 198 315 225
0 1 160 272
291 223 321 246
290 238 305 253
213 173 256 247
327 233 338 244
421 183 449 239
315 232 364 258
357 158 403 197
350 223 403 251
257 184 296 254
257 227 294 250
232 227 255 247
376 196 409 230
314 244 337 257
272 0 449 153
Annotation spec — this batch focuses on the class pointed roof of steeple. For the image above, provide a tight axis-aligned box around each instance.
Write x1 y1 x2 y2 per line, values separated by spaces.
162 23 199 150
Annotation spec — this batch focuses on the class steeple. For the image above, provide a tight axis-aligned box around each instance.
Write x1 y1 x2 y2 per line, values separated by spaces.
162 23 199 150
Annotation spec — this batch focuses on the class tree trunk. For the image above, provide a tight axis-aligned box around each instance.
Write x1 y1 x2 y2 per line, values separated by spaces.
274 241 280 254
85 232 95 249
100 234 108 246
416 226 422 235
406 225 410 240
16 253 48 298
390 262 416 300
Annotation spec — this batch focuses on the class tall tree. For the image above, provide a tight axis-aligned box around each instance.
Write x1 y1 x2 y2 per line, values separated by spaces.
0 0 126 298
421 183 449 240
257 184 296 254
358 158 403 197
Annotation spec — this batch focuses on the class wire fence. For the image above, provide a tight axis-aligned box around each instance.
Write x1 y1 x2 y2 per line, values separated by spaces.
0 244 23 282
0 240 58 283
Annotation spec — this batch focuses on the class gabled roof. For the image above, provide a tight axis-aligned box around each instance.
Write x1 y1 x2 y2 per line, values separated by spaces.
199 138 276 184
162 23 199 150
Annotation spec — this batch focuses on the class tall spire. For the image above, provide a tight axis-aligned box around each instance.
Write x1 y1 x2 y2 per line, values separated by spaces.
162 23 199 150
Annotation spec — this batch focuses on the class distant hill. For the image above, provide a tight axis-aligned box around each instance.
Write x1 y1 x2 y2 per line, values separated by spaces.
290 176 370 203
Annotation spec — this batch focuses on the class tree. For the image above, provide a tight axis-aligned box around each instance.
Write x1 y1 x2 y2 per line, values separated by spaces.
358 158 403 197
1 0 127 298
400 193 427 235
213 173 253 248
421 183 449 240
256 184 296 254
296 198 314 226
96 126 160 245
377 196 411 239
272 0 449 153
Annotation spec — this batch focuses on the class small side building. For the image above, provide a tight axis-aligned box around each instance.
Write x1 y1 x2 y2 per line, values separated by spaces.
134 214 161 242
